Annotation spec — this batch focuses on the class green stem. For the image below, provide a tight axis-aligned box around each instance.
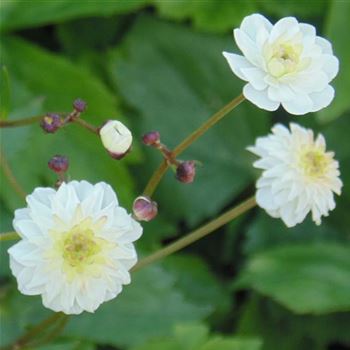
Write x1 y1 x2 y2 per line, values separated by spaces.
0 150 27 199
0 231 20 241
143 160 168 197
0 115 43 127
173 93 245 157
74 117 99 134
7 313 65 350
143 93 245 197
28 315 69 348
132 195 256 272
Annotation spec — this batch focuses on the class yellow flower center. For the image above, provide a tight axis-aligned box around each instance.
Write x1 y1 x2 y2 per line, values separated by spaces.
267 43 303 78
62 230 100 268
47 215 113 281
300 149 330 179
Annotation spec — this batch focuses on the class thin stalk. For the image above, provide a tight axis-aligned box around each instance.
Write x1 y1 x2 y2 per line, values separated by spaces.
143 160 168 197
8 313 65 350
27 315 69 348
0 150 27 199
0 231 20 241
142 94 245 197
0 115 43 128
73 117 99 134
173 93 245 157
132 196 256 272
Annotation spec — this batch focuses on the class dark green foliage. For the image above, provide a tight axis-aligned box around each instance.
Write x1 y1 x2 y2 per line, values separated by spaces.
0 1 349 349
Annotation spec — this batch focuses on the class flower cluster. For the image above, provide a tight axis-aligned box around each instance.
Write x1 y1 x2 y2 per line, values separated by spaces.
248 123 342 227
9 181 142 314
223 14 339 115
6 13 343 319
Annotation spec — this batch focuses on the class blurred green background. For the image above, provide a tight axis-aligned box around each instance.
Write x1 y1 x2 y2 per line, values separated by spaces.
0 0 349 349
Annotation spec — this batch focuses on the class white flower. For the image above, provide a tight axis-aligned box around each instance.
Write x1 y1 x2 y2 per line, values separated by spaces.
8 181 142 314
99 120 132 159
248 123 342 227
223 14 339 115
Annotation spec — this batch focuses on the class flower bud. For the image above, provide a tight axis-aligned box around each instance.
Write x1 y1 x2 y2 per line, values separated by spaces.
73 98 87 113
142 131 160 146
99 120 133 159
133 196 158 222
48 155 69 173
41 113 62 133
176 160 196 184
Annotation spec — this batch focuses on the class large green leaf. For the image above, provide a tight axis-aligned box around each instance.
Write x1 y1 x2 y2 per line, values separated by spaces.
153 0 256 33
63 266 210 347
131 322 262 350
0 0 149 32
317 0 350 122
257 0 328 17
243 213 343 256
0 284 50 347
162 255 231 319
108 16 268 225
238 243 350 314
238 294 350 350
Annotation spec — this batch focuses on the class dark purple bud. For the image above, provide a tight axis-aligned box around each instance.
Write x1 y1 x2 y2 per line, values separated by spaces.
73 98 87 113
48 155 69 173
142 131 160 146
133 196 158 222
176 161 196 184
41 113 62 133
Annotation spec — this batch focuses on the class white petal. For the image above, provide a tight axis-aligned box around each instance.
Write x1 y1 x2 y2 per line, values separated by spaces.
300 23 316 47
289 71 329 94
240 67 267 90
268 84 296 102
12 219 45 242
322 55 339 81
69 180 94 201
243 84 280 111
222 52 253 81
234 29 264 67
309 85 335 112
315 36 333 54
282 94 313 115
269 17 300 43
256 187 278 211
240 13 273 41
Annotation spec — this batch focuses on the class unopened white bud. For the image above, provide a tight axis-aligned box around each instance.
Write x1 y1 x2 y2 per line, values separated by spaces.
99 120 132 159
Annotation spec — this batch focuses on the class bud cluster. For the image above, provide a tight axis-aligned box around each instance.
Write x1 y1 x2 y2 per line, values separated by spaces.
142 130 197 184
41 98 88 134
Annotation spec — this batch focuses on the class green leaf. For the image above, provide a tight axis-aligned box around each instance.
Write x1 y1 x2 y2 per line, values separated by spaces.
162 255 231 319
0 65 11 119
257 0 328 17
238 243 350 314
317 0 350 122
64 266 210 347
0 0 149 32
243 213 344 256
131 322 262 350
238 294 350 350
153 0 256 33
0 284 50 347
108 16 269 225
200 337 262 350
